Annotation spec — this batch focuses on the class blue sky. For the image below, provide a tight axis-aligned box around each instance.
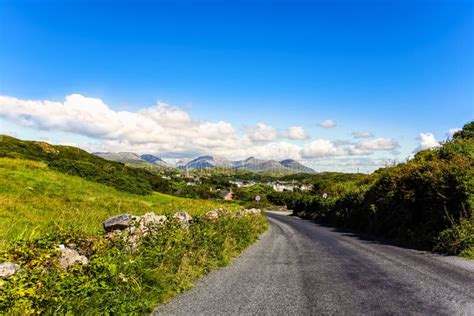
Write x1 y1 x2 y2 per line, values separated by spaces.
0 0 472 172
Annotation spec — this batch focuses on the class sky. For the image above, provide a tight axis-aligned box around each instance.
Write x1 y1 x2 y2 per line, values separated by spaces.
0 0 473 172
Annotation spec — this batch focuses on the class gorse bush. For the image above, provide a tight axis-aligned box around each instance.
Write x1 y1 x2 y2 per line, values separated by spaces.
273 121 473 257
0 214 268 314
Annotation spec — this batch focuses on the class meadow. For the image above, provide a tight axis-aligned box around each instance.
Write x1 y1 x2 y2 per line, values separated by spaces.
0 155 267 313
0 157 233 242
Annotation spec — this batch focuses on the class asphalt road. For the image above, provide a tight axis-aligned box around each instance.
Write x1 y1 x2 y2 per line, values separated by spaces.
154 212 474 315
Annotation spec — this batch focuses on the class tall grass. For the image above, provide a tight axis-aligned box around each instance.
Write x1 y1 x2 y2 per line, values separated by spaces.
0 158 236 242
0 157 268 313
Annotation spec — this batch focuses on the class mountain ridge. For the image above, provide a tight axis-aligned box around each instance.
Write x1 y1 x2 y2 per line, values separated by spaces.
94 152 315 174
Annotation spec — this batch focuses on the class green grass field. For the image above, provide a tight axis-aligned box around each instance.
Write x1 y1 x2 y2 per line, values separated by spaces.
0 157 234 242
0 157 267 313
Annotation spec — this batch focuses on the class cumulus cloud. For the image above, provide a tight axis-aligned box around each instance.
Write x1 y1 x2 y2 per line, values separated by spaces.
352 131 374 138
245 123 278 142
415 133 440 152
349 138 399 155
0 93 403 167
301 139 346 158
303 157 390 173
286 126 309 140
446 128 461 138
0 94 242 154
318 119 336 128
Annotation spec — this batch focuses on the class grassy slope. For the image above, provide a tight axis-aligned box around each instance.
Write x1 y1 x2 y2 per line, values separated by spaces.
0 157 234 242
0 157 267 313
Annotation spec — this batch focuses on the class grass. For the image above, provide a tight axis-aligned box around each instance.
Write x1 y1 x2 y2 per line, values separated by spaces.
0 157 268 313
0 157 236 243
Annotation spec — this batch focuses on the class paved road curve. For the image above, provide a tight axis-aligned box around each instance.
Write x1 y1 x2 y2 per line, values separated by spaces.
154 212 474 315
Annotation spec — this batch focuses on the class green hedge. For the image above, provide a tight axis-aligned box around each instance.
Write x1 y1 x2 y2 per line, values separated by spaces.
0 213 268 314
274 121 473 256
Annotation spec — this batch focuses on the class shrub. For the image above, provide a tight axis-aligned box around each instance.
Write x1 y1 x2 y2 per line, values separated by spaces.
278 121 473 255
0 213 268 314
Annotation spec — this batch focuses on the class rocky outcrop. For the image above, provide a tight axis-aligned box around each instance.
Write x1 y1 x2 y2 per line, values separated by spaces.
0 262 20 277
56 245 88 269
173 211 193 228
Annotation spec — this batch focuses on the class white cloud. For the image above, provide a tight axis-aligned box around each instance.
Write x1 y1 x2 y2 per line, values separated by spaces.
303 157 391 173
0 94 242 154
446 128 461 138
416 132 440 152
0 93 404 171
245 123 278 142
352 131 374 138
301 139 346 158
349 138 399 155
286 126 309 140
318 119 336 128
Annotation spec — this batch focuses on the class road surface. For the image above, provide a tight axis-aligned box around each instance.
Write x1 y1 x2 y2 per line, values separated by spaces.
154 212 474 315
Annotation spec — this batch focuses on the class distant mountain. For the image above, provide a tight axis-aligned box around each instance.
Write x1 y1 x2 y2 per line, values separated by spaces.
93 152 314 174
93 152 170 168
233 157 283 172
280 159 315 173
181 155 231 169
94 152 144 164
181 155 314 174
140 154 170 168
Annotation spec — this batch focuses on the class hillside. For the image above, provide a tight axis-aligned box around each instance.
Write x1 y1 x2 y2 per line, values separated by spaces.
0 157 232 242
0 135 168 195
0 157 267 313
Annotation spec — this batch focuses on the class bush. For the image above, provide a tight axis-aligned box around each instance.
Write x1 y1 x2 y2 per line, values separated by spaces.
280 121 473 256
0 213 268 314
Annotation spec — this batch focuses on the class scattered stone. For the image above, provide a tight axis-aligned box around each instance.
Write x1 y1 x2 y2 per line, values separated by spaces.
130 212 167 238
216 207 230 215
237 208 262 217
104 229 123 241
104 212 167 249
0 262 20 277
204 210 220 221
142 212 167 228
173 211 193 228
103 213 132 232
56 245 88 269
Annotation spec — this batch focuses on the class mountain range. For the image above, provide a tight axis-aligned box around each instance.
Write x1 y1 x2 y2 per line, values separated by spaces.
93 152 171 168
93 152 315 174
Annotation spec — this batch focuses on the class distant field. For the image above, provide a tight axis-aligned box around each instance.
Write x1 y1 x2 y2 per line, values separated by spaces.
0 158 234 242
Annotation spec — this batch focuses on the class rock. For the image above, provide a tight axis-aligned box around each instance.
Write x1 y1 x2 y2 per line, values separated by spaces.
103 213 132 232
142 212 167 227
204 210 219 221
0 262 20 277
130 212 167 238
237 208 262 217
104 229 123 241
105 212 167 249
56 245 88 269
173 211 193 228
